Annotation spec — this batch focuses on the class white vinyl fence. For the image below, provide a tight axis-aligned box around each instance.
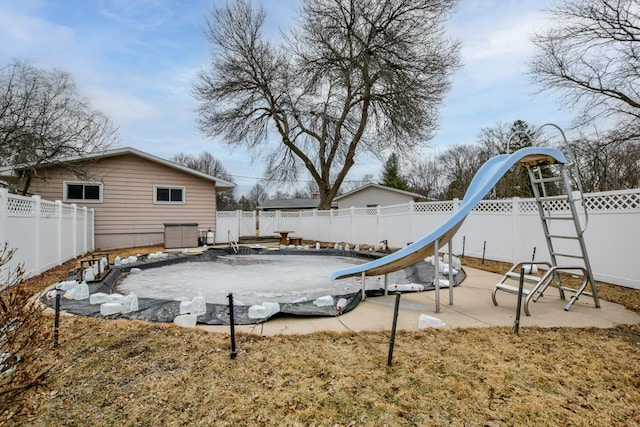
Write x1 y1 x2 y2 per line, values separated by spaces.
0 188 95 280
217 188 640 289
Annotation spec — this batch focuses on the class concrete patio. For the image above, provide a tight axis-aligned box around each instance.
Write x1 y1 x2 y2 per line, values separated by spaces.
199 266 640 336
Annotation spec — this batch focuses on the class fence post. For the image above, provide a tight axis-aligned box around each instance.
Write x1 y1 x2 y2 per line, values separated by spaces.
312 209 317 242
376 206 382 247
56 200 63 266
90 208 95 251
512 197 520 264
0 188 7 245
33 195 42 275
408 201 415 244
72 203 78 257
451 198 460 253
350 206 356 244
83 206 88 254
236 210 242 238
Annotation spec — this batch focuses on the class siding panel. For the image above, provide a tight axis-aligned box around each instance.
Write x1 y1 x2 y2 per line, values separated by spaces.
27 153 220 249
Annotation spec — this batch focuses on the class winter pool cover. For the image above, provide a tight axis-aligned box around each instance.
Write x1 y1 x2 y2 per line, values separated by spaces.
42 247 465 325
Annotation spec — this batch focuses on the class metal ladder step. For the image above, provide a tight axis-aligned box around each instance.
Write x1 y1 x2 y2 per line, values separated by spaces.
504 271 542 284
551 252 585 260
530 175 565 184
547 234 580 240
494 283 532 296
537 195 569 202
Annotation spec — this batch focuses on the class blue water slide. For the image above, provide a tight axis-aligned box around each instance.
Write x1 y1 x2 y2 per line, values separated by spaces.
330 147 568 280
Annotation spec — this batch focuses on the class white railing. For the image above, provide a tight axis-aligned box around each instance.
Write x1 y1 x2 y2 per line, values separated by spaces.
0 188 95 279
217 188 640 289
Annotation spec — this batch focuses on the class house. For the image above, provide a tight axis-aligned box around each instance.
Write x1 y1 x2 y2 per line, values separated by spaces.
258 197 337 211
0 147 234 249
333 183 426 209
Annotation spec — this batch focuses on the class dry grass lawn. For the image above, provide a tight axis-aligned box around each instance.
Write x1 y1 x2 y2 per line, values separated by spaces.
4 249 640 426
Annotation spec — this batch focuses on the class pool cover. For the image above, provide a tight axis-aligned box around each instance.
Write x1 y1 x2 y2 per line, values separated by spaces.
42 247 465 325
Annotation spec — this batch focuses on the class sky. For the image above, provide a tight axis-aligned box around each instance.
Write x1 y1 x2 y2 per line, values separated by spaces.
0 0 572 197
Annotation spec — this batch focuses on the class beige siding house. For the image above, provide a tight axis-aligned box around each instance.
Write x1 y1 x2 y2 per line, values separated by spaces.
7 147 234 249
334 183 426 209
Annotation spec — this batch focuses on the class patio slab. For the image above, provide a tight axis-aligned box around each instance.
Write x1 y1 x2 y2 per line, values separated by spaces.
198 266 640 336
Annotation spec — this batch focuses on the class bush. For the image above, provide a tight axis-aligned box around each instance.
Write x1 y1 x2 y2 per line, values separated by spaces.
0 243 53 422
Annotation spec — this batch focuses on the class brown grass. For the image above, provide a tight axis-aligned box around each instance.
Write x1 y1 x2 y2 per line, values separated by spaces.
4 248 640 426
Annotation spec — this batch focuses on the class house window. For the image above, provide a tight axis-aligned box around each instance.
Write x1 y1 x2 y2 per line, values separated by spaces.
63 182 103 203
154 185 185 204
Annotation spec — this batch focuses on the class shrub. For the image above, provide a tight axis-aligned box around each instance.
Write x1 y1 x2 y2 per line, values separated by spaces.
0 243 53 422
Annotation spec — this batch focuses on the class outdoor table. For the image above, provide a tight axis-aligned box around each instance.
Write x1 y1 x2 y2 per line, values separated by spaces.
274 230 294 245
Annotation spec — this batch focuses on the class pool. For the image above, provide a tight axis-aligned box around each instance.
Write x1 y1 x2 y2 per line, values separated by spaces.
116 254 370 305
44 247 464 325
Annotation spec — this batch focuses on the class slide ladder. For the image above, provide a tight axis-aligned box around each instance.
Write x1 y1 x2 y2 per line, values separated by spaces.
492 160 601 313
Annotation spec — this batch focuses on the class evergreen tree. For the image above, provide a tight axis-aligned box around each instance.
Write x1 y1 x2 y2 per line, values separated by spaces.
379 153 410 191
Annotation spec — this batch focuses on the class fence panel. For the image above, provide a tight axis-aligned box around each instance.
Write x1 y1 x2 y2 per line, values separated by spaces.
0 189 94 279
39 200 61 272
215 210 239 243
240 211 257 237
216 188 640 288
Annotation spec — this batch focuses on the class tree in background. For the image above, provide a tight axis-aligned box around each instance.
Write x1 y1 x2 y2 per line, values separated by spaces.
492 120 537 198
0 60 118 195
246 183 269 209
437 144 490 199
172 151 237 210
193 0 460 210
379 153 410 191
341 174 375 193
237 195 252 211
530 0 640 141
406 157 445 200
563 129 640 192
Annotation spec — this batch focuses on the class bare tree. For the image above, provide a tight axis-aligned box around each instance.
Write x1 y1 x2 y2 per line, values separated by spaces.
530 0 640 139
406 157 445 200
341 173 375 193
247 183 269 209
563 129 640 191
172 152 237 210
0 60 118 195
477 120 541 198
193 0 460 209
438 144 490 199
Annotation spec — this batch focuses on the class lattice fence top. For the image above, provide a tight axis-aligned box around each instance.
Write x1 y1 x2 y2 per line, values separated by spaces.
331 209 352 217
414 201 454 213
472 200 513 214
7 197 35 216
379 204 410 216
217 189 640 219
518 200 539 214
281 211 302 218
241 211 255 219
584 191 640 212
258 211 276 218
217 210 240 219
40 201 59 217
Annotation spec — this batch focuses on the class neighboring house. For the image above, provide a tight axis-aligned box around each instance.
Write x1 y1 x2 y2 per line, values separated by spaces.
0 147 234 250
334 183 426 209
258 197 336 211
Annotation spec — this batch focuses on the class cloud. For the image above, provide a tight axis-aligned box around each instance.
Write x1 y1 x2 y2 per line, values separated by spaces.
97 0 172 29
460 13 549 62
0 4 75 60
